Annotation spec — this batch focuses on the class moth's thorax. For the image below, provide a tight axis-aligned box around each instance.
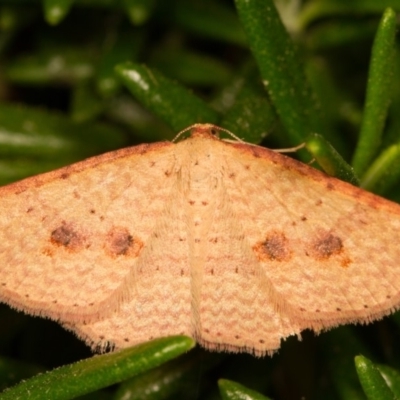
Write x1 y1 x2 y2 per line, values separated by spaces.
181 139 222 192
175 140 223 261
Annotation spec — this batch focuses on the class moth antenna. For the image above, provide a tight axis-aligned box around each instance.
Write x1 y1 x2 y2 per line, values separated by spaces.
272 142 306 153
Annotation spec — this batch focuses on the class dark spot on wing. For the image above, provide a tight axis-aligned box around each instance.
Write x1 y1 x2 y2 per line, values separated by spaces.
253 231 292 262
310 232 343 260
50 222 84 251
104 227 143 257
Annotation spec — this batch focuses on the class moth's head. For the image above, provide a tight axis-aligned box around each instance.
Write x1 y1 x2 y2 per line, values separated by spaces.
173 123 241 143
190 123 220 137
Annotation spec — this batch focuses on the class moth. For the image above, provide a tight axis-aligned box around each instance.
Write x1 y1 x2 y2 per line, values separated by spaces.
0 123 399 356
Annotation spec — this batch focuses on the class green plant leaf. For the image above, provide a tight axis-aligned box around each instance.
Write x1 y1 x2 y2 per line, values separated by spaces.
299 1 400 28
351 8 397 176
43 0 75 25
218 379 272 400
114 350 221 400
218 63 278 144
355 355 396 400
377 364 400 397
306 19 380 50
0 336 195 400
5 47 95 85
122 0 156 25
0 103 125 159
115 62 219 131
305 133 360 185
234 0 324 147
360 144 400 194
0 103 126 183
95 28 144 98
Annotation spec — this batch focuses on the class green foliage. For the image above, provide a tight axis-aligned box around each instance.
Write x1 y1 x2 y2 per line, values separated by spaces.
1 0 400 398
0 337 194 400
